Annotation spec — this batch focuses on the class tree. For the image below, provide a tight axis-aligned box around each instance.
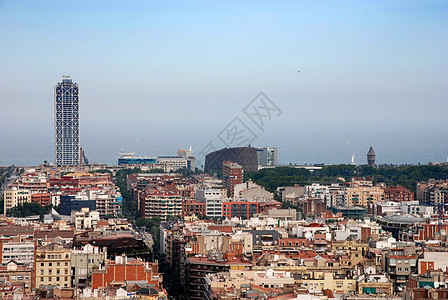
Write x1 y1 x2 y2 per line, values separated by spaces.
6 202 52 221
245 165 448 195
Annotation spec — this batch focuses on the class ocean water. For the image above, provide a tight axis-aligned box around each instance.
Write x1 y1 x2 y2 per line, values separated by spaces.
0 131 447 167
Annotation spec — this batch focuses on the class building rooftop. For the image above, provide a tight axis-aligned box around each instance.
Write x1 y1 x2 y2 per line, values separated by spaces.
382 214 426 224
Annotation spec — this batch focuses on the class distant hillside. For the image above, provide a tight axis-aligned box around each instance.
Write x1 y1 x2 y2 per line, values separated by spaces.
244 164 448 193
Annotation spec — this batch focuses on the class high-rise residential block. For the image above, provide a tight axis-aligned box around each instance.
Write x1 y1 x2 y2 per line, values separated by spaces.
55 76 80 166
223 161 243 198
256 147 278 166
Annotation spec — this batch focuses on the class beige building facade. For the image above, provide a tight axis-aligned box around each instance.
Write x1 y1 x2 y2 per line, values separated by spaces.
346 186 384 207
34 238 71 288
3 188 31 213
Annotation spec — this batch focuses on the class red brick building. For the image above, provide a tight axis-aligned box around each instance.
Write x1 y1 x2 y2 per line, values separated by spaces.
49 176 79 188
302 198 327 217
419 261 435 274
259 201 282 213
411 223 448 241
182 199 206 217
91 256 160 289
223 161 243 198
31 193 51 206
279 238 309 247
383 186 414 202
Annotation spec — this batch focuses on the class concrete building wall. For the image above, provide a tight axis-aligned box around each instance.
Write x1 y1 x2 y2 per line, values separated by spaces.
422 252 448 272
71 244 107 288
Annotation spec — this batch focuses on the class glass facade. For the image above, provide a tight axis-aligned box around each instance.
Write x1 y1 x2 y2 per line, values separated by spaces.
118 157 157 165
55 76 80 166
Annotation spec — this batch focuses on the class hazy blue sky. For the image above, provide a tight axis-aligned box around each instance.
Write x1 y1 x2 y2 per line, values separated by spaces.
0 0 447 166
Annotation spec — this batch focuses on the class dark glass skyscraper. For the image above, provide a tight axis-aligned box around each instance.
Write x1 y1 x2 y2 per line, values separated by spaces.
54 76 80 166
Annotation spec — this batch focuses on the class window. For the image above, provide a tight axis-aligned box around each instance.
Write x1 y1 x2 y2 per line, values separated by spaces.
41 270 44 275
49 263 52 267
41 263 44 267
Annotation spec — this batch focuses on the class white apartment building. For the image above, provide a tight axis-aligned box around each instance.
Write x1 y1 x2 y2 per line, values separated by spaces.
329 184 346 207
379 201 402 215
256 147 278 166
70 207 100 230
195 188 224 217
87 188 123 217
306 184 332 207
0 241 35 265
156 156 195 172
401 201 434 216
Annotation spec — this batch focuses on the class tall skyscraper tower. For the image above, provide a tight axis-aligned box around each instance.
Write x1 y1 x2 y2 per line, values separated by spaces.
55 76 80 166
367 146 376 167
223 161 243 198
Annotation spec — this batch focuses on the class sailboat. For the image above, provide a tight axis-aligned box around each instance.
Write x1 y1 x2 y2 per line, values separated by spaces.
349 152 356 166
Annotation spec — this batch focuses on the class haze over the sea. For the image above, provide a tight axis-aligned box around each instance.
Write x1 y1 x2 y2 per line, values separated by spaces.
1 1 447 166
